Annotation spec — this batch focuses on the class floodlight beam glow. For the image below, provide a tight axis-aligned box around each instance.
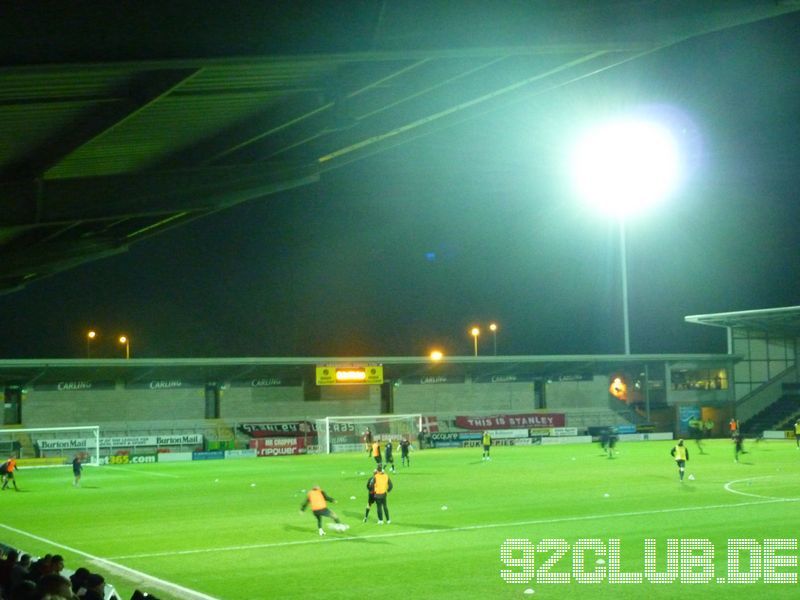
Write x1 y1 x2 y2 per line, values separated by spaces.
572 119 682 217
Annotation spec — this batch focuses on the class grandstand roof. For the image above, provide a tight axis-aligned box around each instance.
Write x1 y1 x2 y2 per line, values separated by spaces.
685 306 800 337
0 354 737 388
1 1 798 294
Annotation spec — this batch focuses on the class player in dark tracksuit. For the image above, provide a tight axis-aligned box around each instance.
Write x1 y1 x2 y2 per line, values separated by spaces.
384 440 396 473
363 469 378 522
399 439 411 467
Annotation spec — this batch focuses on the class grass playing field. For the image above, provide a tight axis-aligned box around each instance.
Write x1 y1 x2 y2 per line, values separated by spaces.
1 438 798 600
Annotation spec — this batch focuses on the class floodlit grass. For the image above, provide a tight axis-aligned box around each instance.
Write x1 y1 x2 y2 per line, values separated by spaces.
2 439 799 599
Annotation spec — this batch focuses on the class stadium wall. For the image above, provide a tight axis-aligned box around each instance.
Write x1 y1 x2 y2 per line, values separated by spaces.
19 378 615 428
543 377 609 409
21 386 205 427
220 384 381 419
393 381 536 414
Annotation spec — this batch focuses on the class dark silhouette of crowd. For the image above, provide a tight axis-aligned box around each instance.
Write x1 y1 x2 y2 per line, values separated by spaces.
0 546 159 600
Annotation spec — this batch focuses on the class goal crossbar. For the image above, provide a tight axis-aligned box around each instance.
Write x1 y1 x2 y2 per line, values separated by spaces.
316 414 421 455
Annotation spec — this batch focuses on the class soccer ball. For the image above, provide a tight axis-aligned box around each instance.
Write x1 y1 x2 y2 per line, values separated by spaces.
688 474 695 481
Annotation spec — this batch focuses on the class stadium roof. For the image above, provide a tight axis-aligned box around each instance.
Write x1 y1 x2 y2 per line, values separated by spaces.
0 354 738 388
684 306 800 337
1 1 799 293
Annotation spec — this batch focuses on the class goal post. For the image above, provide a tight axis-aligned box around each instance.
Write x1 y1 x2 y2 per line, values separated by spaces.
0 426 100 467
315 414 422 454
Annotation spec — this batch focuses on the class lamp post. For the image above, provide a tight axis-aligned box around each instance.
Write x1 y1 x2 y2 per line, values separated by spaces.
118 335 130 359
489 322 498 356
470 327 480 357
571 116 682 354
86 330 96 358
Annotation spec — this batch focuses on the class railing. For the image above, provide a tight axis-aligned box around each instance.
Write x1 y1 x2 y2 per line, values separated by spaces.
736 365 799 423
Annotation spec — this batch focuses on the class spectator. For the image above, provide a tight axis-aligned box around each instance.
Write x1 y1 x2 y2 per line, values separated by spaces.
68 568 89 595
0 548 19 590
50 555 64 577
7 579 36 600
82 573 105 600
28 554 52 583
34 573 74 599
10 554 31 589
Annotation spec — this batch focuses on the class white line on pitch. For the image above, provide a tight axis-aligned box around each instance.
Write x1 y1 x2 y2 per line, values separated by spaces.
109 495 798 560
107 466 181 478
0 523 219 600
722 475 788 500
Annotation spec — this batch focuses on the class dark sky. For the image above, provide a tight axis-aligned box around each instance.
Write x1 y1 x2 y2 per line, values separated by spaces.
1 13 799 360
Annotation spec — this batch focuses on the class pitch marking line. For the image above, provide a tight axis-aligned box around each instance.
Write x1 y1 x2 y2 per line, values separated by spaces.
0 523 219 600
109 495 798 560
722 475 797 500
109 466 181 478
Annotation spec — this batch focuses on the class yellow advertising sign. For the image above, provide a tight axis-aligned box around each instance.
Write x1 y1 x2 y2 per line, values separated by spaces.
316 365 384 385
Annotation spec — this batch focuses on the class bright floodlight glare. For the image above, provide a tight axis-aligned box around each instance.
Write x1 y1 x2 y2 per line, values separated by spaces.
572 119 681 216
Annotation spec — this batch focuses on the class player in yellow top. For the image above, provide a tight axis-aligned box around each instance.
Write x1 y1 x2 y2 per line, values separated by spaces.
300 486 348 536
482 431 492 461
795 419 800 448
670 439 689 481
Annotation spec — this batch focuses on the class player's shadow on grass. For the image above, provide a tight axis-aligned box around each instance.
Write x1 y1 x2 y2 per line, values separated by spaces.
284 525 324 534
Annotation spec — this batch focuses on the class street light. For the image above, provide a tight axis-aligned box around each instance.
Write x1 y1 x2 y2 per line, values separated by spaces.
470 327 480 357
86 330 96 358
118 335 130 359
571 116 682 354
489 322 498 356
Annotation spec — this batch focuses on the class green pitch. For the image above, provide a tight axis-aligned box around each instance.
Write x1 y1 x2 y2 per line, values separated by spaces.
1 439 798 600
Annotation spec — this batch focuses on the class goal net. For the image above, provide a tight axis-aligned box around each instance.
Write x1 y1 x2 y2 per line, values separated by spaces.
0 426 100 467
315 414 421 454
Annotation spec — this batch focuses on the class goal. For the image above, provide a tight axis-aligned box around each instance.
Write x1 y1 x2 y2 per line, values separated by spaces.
315 414 421 454
0 426 100 467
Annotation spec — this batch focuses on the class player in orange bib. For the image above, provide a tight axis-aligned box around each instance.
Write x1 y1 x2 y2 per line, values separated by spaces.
1 455 18 491
301 486 348 536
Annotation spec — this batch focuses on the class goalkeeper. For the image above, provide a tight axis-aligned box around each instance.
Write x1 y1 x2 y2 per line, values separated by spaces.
301 486 348 536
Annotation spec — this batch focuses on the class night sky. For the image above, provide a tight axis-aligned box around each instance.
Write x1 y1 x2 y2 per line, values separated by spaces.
1 13 799 360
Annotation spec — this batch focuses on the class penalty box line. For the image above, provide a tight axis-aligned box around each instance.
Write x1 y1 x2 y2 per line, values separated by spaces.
109 495 798 560
0 523 220 600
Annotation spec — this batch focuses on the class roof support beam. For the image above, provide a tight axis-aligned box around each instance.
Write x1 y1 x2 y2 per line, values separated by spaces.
0 160 319 226
0 68 201 180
